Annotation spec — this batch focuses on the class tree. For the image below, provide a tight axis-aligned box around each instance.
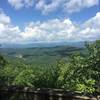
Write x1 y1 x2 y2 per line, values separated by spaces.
2 65 19 86
0 54 7 68
0 55 7 87
58 40 100 93
13 69 35 87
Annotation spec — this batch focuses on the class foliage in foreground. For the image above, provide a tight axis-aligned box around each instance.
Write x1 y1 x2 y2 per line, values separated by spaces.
0 40 100 93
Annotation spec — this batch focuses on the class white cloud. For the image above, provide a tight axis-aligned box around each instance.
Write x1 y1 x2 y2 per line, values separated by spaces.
84 12 100 29
0 10 22 43
75 12 100 41
63 0 99 13
21 19 76 42
35 0 62 14
8 0 99 14
20 12 100 42
35 0 99 14
0 10 100 43
8 0 34 9
0 10 11 24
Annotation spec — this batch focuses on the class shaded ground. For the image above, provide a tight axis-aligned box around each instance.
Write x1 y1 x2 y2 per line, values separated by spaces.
0 87 100 100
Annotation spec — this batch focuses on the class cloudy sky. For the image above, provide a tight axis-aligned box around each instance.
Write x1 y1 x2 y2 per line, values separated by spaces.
0 0 100 44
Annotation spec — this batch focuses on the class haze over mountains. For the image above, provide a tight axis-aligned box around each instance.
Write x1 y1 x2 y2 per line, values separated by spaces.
0 41 86 48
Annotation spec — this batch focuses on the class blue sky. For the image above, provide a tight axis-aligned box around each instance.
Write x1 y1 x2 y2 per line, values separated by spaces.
0 0 100 43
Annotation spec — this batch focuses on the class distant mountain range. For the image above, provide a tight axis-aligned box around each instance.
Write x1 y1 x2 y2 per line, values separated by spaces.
0 42 86 48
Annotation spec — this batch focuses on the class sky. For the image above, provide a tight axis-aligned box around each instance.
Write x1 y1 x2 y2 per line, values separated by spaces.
0 0 100 44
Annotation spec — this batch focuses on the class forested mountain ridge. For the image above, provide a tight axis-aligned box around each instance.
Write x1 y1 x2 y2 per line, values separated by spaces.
0 40 100 94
